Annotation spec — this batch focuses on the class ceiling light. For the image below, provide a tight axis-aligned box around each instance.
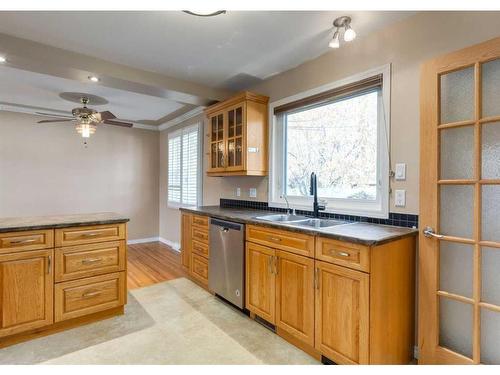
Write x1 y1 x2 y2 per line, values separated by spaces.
344 25 357 42
328 31 340 49
76 118 97 139
88 76 100 82
183 10 226 17
329 16 356 48
0 56 6 63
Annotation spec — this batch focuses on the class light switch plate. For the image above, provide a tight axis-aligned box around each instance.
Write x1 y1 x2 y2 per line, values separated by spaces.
236 187 241 197
395 163 406 180
395 189 406 207
249 188 257 198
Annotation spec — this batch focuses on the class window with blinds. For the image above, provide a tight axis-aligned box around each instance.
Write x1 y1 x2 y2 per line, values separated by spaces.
168 124 200 207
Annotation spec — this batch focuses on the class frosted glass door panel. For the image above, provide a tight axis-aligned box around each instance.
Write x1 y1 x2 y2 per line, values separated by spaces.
440 67 474 124
440 185 474 239
439 242 473 298
439 297 473 358
440 126 474 179
482 59 500 118
481 247 500 306
481 309 500 364
482 122 500 179
482 185 500 242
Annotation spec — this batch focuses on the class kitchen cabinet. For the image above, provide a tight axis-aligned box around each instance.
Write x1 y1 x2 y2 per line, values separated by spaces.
0 249 54 338
182 213 210 289
315 260 369 364
205 91 269 177
180 212 192 269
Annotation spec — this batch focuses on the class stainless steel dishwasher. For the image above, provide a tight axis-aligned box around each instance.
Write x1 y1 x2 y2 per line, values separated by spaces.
209 218 245 309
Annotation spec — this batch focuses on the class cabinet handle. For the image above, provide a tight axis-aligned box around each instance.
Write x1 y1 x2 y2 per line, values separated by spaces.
82 290 102 298
82 258 103 265
82 232 100 237
11 238 36 244
337 251 350 257
267 236 282 242
47 255 52 274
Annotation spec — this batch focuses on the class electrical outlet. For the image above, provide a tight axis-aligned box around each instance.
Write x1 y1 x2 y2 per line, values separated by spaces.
395 189 406 207
249 188 257 198
236 187 241 197
395 163 406 180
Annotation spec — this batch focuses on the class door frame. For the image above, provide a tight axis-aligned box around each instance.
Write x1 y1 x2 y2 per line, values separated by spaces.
419 37 500 365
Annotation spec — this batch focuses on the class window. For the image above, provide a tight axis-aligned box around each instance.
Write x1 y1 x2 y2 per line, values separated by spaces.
269 66 390 218
168 124 201 207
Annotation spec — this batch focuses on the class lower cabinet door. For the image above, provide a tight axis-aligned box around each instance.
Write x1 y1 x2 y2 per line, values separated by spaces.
190 253 209 286
245 242 275 324
315 260 369 364
181 213 192 268
0 249 54 337
55 272 126 322
275 250 315 346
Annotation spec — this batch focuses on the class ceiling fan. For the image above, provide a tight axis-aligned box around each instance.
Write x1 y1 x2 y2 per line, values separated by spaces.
37 96 133 141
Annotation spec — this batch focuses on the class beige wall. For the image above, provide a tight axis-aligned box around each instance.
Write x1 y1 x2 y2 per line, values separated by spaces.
248 11 500 214
0 111 159 240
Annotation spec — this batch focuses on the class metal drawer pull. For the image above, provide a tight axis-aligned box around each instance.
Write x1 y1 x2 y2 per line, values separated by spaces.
337 251 350 257
82 232 100 237
82 290 102 298
268 236 282 242
11 238 37 244
82 258 103 265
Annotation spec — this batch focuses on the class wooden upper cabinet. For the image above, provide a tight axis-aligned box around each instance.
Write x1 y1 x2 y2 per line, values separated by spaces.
245 242 275 323
205 92 269 176
0 249 54 338
315 260 369 365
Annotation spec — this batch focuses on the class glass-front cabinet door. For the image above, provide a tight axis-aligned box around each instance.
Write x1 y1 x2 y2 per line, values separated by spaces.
225 103 245 172
208 112 226 173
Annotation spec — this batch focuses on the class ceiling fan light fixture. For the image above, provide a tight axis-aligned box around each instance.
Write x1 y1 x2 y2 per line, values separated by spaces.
182 10 226 17
76 120 96 139
88 76 100 83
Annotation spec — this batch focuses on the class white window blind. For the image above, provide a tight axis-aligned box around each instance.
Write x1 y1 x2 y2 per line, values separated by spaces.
168 124 200 207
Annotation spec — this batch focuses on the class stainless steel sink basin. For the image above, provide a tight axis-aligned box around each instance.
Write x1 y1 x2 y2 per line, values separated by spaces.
253 214 310 222
291 218 347 228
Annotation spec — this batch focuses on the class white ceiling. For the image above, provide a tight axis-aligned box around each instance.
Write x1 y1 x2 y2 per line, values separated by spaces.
0 66 185 123
0 11 414 90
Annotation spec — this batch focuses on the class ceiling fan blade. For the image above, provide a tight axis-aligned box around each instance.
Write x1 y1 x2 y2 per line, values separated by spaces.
103 119 133 128
35 112 74 119
37 119 75 124
98 111 116 121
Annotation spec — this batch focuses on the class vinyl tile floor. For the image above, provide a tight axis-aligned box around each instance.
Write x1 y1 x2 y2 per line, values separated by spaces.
0 278 319 365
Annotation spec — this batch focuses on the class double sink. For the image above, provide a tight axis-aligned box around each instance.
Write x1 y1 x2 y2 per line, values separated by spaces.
253 214 350 229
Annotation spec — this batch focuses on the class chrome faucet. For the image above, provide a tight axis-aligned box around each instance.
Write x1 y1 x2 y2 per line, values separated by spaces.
310 172 326 218
280 194 293 215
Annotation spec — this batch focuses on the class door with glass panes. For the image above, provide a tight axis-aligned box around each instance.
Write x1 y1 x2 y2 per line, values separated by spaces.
419 37 500 365
209 112 225 173
224 103 246 172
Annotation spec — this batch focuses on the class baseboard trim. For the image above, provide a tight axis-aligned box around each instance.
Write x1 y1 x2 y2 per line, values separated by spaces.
159 237 181 252
127 237 181 251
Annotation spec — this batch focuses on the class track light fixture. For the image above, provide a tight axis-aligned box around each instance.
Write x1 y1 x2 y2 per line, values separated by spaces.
329 16 356 48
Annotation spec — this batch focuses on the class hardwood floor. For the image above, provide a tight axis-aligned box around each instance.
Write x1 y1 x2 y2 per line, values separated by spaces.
127 241 187 289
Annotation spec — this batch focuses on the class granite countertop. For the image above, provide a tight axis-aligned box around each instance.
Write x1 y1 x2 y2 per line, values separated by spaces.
0 212 130 233
180 206 418 246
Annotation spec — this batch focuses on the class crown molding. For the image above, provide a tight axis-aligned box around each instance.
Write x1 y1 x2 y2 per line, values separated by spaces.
158 106 205 131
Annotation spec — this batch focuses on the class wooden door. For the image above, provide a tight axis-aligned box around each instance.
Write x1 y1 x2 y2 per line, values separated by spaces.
275 250 314 346
420 37 500 365
208 112 226 173
245 242 275 323
0 249 53 338
225 102 246 172
315 260 369 364
180 213 192 269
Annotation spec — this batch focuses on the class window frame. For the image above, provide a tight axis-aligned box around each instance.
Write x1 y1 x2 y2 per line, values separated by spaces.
268 64 391 218
167 122 203 209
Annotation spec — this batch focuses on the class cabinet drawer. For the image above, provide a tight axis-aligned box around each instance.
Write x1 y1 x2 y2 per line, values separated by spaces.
55 272 126 322
192 215 209 228
55 224 126 247
190 253 208 286
0 230 54 254
192 226 209 244
55 240 126 282
246 225 314 257
191 240 209 258
315 237 370 273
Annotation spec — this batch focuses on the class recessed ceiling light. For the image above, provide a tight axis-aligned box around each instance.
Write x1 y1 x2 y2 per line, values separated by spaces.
88 76 100 82
0 56 6 63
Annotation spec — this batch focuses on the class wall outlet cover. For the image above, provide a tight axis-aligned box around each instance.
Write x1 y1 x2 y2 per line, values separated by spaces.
395 189 406 207
395 163 406 180
236 187 241 197
249 188 257 198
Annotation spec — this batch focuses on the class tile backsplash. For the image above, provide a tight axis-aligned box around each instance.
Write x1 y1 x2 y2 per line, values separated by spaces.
219 198 419 229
